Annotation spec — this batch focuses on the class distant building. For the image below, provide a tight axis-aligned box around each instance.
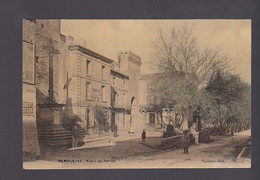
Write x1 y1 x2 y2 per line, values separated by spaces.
139 73 164 127
139 71 199 128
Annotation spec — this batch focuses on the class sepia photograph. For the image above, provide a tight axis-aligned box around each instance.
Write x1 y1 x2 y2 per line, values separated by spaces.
22 19 251 169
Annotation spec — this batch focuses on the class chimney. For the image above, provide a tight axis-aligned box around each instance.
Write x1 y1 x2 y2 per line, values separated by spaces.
65 36 74 46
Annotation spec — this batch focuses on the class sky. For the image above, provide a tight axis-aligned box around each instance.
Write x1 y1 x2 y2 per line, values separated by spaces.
61 20 251 84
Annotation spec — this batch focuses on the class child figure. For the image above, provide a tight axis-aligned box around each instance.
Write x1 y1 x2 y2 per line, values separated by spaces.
142 129 146 142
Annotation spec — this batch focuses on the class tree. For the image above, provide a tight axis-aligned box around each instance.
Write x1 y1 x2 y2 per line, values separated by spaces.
153 26 233 86
151 72 200 114
93 105 108 126
203 70 251 134
149 26 236 130
206 70 250 105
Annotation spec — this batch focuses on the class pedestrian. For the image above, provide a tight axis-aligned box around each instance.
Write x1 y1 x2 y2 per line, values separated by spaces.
190 123 199 144
181 130 190 154
72 123 79 148
112 124 118 137
142 129 146 142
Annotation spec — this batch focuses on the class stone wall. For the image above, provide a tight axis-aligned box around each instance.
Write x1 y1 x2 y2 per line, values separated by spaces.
161 133 195 149
22 19 40 160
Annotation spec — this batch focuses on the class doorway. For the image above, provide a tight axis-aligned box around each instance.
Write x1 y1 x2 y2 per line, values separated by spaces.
149 113 155 124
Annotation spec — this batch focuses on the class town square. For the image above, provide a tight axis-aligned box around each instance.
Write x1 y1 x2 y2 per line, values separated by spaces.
22 19 251 169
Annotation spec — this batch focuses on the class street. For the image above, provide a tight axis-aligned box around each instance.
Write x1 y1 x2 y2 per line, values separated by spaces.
23 130 251 169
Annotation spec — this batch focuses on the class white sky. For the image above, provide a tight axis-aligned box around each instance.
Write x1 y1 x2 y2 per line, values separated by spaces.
61 19 251 84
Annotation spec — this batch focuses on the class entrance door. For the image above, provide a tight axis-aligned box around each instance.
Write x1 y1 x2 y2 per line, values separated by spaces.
149 113 155 124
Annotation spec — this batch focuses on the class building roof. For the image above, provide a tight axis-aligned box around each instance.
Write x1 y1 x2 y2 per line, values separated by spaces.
68 45 114 64
111 70 129 80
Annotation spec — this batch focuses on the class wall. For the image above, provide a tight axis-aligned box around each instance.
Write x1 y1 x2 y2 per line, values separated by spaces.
22 19 40 160
118 51 142 131
111 73 128 109
139 79 149 106
111 71 129 129
66 46 112 127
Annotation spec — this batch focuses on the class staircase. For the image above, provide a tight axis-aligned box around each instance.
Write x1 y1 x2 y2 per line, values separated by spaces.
38 128 85 147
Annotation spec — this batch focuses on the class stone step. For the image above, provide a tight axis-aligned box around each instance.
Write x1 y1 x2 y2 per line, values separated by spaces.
69 138 115 151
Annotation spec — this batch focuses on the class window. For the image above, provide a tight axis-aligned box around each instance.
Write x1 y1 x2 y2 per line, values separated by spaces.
123 80 125 89
123 93 125 105
115 93 119 103
85 109 90 127
86 60 91 75
101 85 105 102
113 77 116 86
123 114 125 127
86 82 91 100
101 65 105 79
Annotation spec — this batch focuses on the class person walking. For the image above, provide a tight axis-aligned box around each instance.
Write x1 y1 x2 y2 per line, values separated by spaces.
142 129 146 142
72 123 79 148
181 130 190 154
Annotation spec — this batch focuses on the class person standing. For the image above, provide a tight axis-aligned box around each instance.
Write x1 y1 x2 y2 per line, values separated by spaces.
181 130 190 154
112 124 118 137
72 123 78 148
191 123 199 144
142 129 146 142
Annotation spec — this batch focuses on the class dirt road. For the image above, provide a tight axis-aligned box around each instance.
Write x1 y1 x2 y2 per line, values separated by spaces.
24 130 251 169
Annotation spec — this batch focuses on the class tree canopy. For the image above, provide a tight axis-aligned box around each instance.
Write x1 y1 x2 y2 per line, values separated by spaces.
202 70 251 124
149 26 250 128
153 26 233 86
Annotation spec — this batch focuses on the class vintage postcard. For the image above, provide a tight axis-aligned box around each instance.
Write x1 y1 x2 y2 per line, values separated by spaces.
22 19 251 169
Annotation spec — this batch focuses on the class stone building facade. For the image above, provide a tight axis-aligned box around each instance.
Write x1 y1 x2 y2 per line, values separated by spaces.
111 70 130 129
65 42 113 129
116 51 143 131
22 19 40 159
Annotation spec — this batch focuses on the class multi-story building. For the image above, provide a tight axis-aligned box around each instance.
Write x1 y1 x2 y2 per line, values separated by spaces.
65 39 113 129
111 70 130 129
